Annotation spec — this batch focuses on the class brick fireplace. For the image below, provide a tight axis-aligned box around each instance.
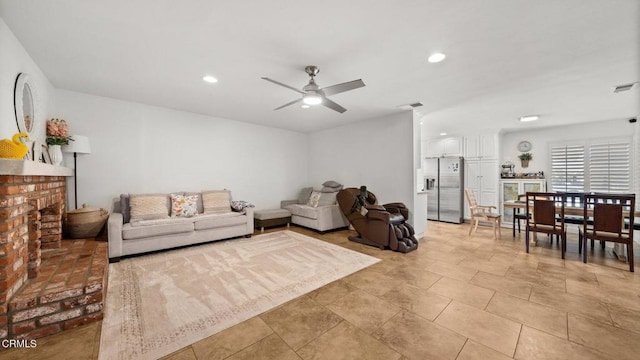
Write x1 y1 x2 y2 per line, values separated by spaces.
0 160 107 341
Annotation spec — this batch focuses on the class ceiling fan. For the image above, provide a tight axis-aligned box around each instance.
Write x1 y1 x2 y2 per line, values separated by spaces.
262 66 365 113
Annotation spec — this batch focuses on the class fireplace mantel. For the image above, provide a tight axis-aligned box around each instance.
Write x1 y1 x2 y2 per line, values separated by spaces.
0 159 73 176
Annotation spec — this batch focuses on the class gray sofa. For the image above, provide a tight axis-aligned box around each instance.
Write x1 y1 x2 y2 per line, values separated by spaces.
281 182 349 232
108 192 253 261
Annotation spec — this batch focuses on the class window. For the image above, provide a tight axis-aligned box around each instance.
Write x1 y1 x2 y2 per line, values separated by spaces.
589 142 630 193
551 139 632 194
551 145 584 192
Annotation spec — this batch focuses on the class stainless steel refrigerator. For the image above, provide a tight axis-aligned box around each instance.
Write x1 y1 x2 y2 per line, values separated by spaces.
425 156 464 223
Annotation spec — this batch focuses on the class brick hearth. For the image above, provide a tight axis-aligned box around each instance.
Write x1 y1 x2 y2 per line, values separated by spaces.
0 171 108 340
8 239 107 339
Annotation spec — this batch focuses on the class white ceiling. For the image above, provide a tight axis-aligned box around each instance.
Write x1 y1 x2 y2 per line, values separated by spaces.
1 0 638 134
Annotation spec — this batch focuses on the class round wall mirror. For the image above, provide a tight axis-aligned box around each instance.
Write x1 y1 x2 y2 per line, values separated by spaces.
14 73 37 135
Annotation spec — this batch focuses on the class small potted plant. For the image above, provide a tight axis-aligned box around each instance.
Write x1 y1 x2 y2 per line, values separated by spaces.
518 152 532 168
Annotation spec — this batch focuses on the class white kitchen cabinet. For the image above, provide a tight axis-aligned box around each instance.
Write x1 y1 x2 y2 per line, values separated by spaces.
426 137 463 157
464 134 497 159
464 159 499 220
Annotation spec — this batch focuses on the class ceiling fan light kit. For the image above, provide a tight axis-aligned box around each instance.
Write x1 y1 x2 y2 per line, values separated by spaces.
262 65 365 113
303 93 322 105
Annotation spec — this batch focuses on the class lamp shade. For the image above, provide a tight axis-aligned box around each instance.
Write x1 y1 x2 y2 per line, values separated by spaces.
63 135 91 154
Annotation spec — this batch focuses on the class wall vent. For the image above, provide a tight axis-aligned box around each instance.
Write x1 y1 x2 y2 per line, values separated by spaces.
614 82 637 93
397 102 424 110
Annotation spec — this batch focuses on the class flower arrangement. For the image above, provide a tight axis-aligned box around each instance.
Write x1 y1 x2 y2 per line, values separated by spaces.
46 118 74 145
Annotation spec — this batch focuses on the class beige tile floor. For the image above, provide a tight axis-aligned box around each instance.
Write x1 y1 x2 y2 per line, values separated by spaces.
4 221 640 360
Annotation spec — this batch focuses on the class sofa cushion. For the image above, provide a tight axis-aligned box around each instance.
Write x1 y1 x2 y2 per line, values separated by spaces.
307 191 322 207
129 193 171 222
194 212 247 230
122 221 194 240
284 204 319 220
298 187 313 204
318 192 338 206
202 190 231 214
171 194 199 218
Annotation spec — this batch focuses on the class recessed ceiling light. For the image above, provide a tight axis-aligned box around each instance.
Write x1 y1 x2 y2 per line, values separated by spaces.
428 53 446 63
439 132 447 136
519 115 539 122
202 75 218 83
301 104 310 109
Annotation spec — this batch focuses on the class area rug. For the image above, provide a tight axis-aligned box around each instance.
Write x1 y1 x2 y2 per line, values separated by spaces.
98 230 379 360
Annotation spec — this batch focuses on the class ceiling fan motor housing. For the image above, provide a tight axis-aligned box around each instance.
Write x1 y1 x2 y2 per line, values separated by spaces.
305 65 320 77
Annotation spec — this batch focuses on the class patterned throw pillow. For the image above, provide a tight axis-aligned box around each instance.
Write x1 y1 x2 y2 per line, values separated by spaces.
202 190 232 214
171 194 199 218
231 200 255 212
307 191 322 207
129 194 170 222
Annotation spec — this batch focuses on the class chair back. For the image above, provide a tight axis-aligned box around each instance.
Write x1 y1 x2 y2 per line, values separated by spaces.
533 199 556 226
594 203 623 233
464 188 478 209
526 192 566 231
584 193 635 236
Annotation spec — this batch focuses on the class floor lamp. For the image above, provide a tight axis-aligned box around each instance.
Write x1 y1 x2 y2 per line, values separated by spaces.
63 135 91 210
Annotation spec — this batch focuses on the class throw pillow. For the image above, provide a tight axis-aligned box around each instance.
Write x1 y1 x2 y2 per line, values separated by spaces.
170 194 199 218
202 190 232 214
184 192 204 214
298 187 313 204
321 185 343 193
318 192 338 206
120 194 131 223
307 191 322 207
129 194 170 222
322 180 342 188
231 200 255 212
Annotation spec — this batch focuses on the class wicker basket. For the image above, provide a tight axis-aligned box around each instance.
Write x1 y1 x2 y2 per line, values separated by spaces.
66 204 109 239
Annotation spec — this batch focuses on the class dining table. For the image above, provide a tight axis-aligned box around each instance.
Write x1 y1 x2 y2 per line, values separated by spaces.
502 200 640 218
503 199 640 261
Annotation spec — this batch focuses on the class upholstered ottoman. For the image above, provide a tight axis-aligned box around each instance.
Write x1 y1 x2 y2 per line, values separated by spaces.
254 209 292 232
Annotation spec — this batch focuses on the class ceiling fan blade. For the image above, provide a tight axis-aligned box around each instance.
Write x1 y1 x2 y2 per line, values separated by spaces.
320 79 365 97
321 98 347 113
261 77 305 95
274 98 303 110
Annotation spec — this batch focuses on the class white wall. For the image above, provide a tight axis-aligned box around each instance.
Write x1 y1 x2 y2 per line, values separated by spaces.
412 112 427 235
500 119 635 179
55 90 309 211
0 17 54 149
307 111 417 227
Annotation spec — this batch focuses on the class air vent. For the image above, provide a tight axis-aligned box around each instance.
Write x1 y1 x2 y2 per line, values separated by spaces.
614 83 637 93
397 102 424 110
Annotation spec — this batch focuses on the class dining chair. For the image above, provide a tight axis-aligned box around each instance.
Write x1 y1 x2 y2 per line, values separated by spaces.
579 193 635 272
525 192 567 259
465 188 501 239
512 194 529 237
558 192 587 225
